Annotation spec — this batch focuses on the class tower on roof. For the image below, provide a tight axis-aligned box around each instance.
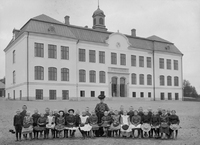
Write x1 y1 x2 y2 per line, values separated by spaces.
92 1 107 31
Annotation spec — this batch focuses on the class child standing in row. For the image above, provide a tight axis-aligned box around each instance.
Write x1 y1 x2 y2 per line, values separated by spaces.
13 110 23 141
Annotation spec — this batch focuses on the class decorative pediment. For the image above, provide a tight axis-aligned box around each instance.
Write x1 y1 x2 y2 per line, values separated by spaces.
105 32 131 49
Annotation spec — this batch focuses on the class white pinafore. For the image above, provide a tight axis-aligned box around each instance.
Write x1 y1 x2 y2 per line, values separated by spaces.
80 115 92 131
46 116 55 129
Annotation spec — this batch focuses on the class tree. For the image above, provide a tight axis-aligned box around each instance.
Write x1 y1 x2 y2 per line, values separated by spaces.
183 79 199 98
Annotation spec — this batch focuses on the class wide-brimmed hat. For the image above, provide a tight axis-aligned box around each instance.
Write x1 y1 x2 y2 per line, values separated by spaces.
122 124 129 130
98 94 105 100
68 109 75 113
141 123 151 132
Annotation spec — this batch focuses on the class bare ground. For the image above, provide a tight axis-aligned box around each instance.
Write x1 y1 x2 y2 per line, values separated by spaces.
0 98 200 145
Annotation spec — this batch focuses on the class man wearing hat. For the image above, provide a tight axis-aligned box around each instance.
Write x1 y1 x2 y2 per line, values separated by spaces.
95 94 109 136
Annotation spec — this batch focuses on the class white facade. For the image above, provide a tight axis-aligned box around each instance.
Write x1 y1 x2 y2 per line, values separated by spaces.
4 12 183 101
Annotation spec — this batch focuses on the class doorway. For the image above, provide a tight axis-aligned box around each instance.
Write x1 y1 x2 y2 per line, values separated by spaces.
120 77 126 97
111 77 117 97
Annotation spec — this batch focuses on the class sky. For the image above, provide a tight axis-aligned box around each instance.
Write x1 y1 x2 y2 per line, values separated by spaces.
0 0 200 93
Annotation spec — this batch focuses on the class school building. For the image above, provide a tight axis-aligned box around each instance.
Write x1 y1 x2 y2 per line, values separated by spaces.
4 6 183 101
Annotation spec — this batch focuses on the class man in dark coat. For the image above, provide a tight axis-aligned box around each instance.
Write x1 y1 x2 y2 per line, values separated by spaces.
95 94 109 137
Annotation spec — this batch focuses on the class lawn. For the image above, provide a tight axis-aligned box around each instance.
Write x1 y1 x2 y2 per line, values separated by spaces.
0 98 200 145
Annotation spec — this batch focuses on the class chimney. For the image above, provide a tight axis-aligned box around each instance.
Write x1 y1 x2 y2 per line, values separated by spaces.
64 15 70 25
12 28 20 40
131 29 136 37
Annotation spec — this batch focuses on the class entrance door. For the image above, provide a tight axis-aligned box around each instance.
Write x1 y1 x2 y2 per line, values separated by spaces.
120 77 125 97
111 77 117 97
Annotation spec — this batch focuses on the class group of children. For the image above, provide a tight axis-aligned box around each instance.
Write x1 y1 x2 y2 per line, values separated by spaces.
12 104 180 142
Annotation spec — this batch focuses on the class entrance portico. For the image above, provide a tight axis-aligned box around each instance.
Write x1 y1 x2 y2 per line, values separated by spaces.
108 67 129 97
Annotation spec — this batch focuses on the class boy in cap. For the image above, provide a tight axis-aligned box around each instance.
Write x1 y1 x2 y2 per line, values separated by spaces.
13 109 23 141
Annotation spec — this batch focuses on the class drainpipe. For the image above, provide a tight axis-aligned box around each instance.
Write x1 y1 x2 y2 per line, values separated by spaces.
181 55 183 101
76 40 80 100
27 32 29 101
152 41 156 101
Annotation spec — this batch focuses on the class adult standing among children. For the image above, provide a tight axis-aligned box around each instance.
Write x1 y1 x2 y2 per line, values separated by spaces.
95 94 109 137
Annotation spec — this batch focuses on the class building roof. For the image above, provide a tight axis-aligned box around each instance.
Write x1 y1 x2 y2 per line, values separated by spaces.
4 14 183 55
0 82 5 89
147 35 172 43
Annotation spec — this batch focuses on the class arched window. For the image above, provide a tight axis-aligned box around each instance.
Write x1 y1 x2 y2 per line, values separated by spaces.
139 74 144 85
131 73 136 85
79 69 86 82
35 66 44 80
13 71 16 84
90 70 96 83
99 18 104 25
93 18 96 25
13 50 15 63
147 74 152 85
48 67 57 81
167 76 172 86
160 75 165 86
174 76 179 86
99 71 105 83
61 68 69 81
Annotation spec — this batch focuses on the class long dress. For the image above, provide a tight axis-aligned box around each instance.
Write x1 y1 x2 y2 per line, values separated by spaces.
101 115 112 128
22 116 33 134
55 117 65 131
110 115 121 130
87 115 99 130
79 115 92 131
35 116 46 131
151 115 160 129
169 115 180 130
160 114 169 134
65 115 78 130
46 115 55 129
130 115 141 129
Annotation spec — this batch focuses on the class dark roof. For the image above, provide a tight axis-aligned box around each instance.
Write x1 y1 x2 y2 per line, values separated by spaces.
147 35 172 43
5 14 183 55
0 82 5 89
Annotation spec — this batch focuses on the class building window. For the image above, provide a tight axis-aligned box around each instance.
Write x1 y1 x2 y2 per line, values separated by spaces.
48 67 57 81
61 68 69 81
174 60 178 70
13 50 16 63
35 43 44 57
20 90 22 100
131 55 136 66
139 74 144 85
120 54 126 65
79 49 85 62
93 18 96 25
132 92 136 97
80 90 85 97
140 92 144 98
13 71 16 84
167 76 172 86
174 76 179 86
89 50 96 63
100 91 105 95
168 93 172 100
160 75 165 86
159 58 164 69
111 53 117 64
62 90 69 100
147 74 152 85
147 57 151 68
79 69 86 82
175 93 179 100
36 89 43 100
90 70 96 83
48 44 57 59
131 73 136 85
167 59 171 69
99 18 104 25
139 56 144 67
35 66 44 80
99 51 105 63
91 91 95 97
148 92 151 98
161 93 165 100
61 46 69 60
49 90 56 100
99 71 105 83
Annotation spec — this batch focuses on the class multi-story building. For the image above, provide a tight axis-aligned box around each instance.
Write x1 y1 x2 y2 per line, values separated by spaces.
4 6 183 101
